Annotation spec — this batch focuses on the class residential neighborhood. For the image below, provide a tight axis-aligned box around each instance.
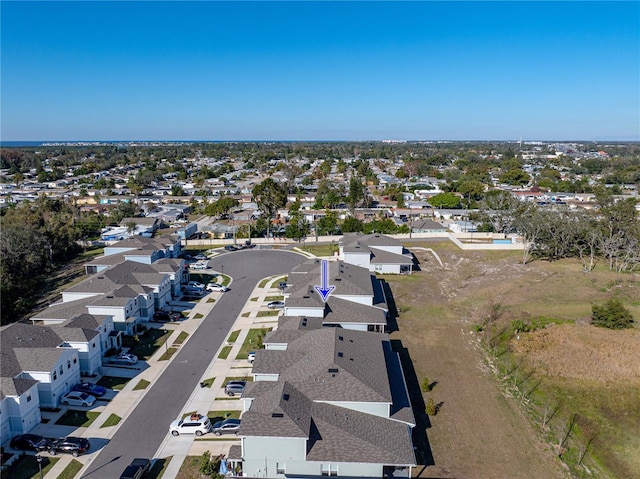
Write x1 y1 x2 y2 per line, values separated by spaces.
1 141 638 479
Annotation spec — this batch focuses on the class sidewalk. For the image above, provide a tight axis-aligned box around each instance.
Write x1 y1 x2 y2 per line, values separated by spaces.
40 273 285 479
41 275 237 479
156 275 284 479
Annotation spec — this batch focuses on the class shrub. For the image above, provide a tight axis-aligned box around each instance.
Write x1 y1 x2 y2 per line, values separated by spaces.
421 377 430 392
592 298 634 329
426 397 437 416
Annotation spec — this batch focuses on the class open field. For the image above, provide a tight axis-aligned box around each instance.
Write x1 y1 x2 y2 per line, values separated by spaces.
387 242 639 479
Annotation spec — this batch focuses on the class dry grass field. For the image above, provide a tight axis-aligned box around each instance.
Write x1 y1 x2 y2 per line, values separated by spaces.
386 241 639 479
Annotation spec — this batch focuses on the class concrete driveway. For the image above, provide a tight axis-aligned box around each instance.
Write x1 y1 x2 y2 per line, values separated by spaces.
79 250 304 478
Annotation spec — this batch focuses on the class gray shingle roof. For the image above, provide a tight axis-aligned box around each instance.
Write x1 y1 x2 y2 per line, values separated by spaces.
287 260 375 299
253 328 392 403
0 377 39 399
340 232 403 251
369 248 414 266
13 348 66 372
239 381 415 466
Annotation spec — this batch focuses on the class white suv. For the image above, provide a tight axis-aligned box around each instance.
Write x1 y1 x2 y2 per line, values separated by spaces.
169 413 212 436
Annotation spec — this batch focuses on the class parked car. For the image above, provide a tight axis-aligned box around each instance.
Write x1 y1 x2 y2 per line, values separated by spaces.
10 434 52 452
224 245 237 251
247 351 256 364
187 281 205 289
61 391 96 407
169 413 212 436
153 310 181 322
206 282 229 292
109 353 138 365
190 262 208 270
224 380 246 396
119 458 151 479
212 418 241 436
194 254 208 260
278 282 288 290
72 381 107 397
48 437 91 457
267 301 285 309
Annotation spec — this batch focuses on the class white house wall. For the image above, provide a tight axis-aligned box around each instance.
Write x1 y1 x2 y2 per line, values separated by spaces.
333 294 372 307
284 306 324 318
62 292 101 303
0 382 41 440
342 251 370 269
242 436 307 477
318 400 390 418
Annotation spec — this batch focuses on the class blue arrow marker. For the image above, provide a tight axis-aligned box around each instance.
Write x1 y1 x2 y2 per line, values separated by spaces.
314 259 335 302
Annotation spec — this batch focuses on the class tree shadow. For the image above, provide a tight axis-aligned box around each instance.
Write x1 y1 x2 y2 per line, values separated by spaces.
391 339 435 468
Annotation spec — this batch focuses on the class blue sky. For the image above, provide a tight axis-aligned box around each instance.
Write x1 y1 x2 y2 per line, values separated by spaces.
2 1 638 141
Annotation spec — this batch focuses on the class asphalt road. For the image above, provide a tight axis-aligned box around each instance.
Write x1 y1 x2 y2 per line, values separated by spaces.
81 249 304 478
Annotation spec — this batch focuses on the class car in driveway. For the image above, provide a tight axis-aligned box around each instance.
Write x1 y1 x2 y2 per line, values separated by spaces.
247 351 256 363
10 434 52 452
212 418 241 436
224 245 237 251
267 301 285 309
187 281 205 289
206 282 229 292
194 254 208 260
190 262 208 270
119 458 151 479
153 310 181 322
224 380 246 396
109 353 138 365
48 437 91 457
169 413 211 436
72 381 107 397
61 391 96 407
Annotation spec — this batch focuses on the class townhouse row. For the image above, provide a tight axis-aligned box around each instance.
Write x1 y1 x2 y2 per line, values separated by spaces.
1 235 188 443
228 257 417 478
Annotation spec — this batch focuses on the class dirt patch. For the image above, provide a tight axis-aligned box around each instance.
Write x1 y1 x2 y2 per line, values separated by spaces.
389 244 639 479
512 324 640 383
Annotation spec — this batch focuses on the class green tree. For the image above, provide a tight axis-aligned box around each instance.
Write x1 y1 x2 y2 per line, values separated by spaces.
316 210 338 236
252 178 287 238
592 298 634 329
429 192 461 209
341 217 363 233
205 197 239 218
500 168 530 186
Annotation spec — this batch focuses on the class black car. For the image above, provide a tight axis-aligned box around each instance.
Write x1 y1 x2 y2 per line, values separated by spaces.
119 458 151 479
10 434 51 452
48 437 90 457
153 310 180 322
224 245 237 251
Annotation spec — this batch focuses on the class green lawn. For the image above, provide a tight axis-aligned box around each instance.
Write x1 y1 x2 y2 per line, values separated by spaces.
236 328 271 359
148 456 171 479
127 328 170 360
264 295 284 302
97 376 131 391
0 455 59 479
133 379 150 390
227 330 240 343
173 331 189 345
193 313 204 319
57 459 83 479
218 346 232 359
299 244 339 256
159 347 178 361
55 410 100 427
200 377 215 388
100 413 122 428
256 310 279 317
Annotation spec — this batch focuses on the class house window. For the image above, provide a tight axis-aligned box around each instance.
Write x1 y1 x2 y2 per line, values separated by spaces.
321 464 338 476
73 357 77 364
67 360 71 369
59 365 64 375
375 264 383 272
53 371 57 381
27 395 32 402
367 325 375 332
92 342 96 348
276 463 285 474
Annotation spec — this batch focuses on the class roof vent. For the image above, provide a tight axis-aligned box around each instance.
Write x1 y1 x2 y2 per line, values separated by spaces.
106 295 114 298
328 368 338 373
98 276 105 279
335 278 341 282
283 394 290 401
303 295 310 299
338 336 343 341
337 352 343 358
272 413 284 418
